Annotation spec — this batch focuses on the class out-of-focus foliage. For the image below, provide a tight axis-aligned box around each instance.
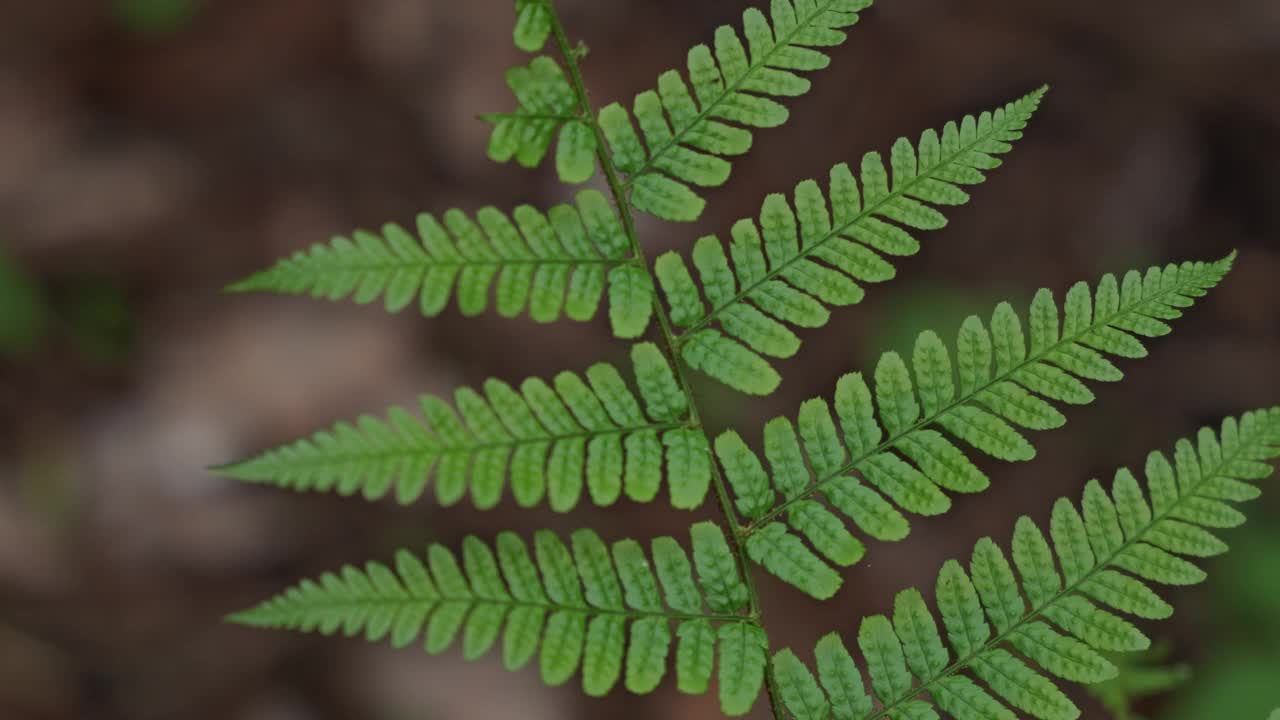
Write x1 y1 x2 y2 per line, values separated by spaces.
1087 643 1191 720
57 278 134 365
0 247 48 359
1165 655 1278 720
112 0 200 36
1163 524 1280 720
0 249 132 363
867 283 1001 371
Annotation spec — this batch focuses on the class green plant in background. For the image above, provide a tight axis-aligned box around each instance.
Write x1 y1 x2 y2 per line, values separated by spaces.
0 246 48 359
217 1 1279 717
112 0 200 36
1086 643 1191 720
0 247 133 364
1161 520 1280 720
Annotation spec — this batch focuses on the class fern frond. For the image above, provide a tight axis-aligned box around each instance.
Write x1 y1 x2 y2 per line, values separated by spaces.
770 407 1280 720
716 255 1234 598
230 522 768 714
486 56 598 184
657 88 1046 394
214 343 714 512
597 0 874 221
226 189 654 338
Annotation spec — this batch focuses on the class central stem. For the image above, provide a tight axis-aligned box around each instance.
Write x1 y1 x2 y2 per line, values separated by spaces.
542 7 786 718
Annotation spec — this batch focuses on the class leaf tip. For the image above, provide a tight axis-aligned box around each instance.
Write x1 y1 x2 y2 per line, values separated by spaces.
222 273 268 294
208 457 267 483
224 607 269 627
206 461 240 478
1216 249 1239 271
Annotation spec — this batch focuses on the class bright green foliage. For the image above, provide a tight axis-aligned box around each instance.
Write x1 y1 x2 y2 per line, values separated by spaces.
512 0 552 52
229 523 766 712
221 2 1267 718
496 0 877 218
721 256 1234 597
596 0 874 221
214 343 713 512
772 408 1280 720
226 190 653 337
660 89 1046 394
718 622 771 715
486 56 598 184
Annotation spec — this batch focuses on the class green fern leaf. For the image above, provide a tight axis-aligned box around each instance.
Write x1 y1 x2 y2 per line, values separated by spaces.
598 0 875 221
774 648 831 720
746 522 843 600
226 189 654 337
770 407 1280 719
718 622 771 716
214 343 713 511
608 263 657 338
229 522 765 711
692 521 752 613
656 88 1046 394
486 56 597 184
512 0 552 53
718 255 1234 597
814 632 874 718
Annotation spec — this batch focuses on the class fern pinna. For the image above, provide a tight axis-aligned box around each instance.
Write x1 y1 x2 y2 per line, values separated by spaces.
214 343 713 511
219 1 1274 718
658 89 1046 395
771 408 1280 720
720 256 1235 600
233 522 766 713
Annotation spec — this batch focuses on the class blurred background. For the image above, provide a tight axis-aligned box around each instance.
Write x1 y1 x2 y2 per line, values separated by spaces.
1 0 1278 718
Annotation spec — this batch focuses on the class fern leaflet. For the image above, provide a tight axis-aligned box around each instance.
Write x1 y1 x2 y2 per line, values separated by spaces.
214 343 714 512
657 88 1046 394
512 0 553 53
716 256 1234 598
485 56 599 184
596 0 874 221
231 522 768 713
771 407 1280 720
226 189 655 338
